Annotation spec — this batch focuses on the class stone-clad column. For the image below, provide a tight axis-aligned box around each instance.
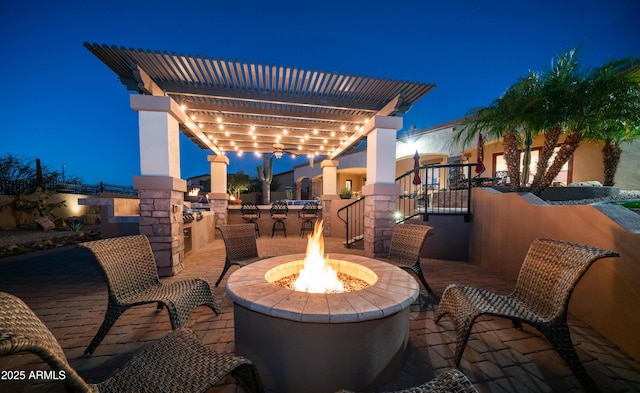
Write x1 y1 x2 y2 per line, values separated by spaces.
361 115 402 258
320 160 339 236
208 155 229 228
131 95 186 276
134 176 187 276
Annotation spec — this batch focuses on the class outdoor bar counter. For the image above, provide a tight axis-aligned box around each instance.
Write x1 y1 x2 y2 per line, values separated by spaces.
227 204 321 237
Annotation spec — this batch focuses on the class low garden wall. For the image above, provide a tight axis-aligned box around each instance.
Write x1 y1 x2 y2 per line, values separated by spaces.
470 188 640 361
0 193 98 230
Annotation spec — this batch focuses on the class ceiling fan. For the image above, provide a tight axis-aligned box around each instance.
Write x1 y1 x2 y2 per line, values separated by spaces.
272 143 297 159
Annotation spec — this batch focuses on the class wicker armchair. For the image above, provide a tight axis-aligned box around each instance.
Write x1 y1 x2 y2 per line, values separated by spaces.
435 238 619 393
335 368 478 393
382 224 434 293
79 235 220 355
0 292 264 393
215 224 264 287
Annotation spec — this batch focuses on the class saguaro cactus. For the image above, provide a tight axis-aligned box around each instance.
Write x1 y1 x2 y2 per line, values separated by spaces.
35 158 43 188
257 153 273 204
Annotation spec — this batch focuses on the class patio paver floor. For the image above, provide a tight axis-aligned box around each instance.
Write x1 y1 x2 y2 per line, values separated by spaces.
0 235 639 393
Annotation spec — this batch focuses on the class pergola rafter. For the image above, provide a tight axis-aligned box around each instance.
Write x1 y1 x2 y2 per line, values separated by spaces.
85 43 435 159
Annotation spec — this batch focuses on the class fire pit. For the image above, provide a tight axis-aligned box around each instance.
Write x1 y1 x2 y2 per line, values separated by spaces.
225 223 419 392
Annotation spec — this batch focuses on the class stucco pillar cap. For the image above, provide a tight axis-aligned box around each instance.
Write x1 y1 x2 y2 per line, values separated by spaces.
208 193 229 200
362 115 403 136
361 183 400 196
130 95 185 123
321 159 339 168
208 155 230 165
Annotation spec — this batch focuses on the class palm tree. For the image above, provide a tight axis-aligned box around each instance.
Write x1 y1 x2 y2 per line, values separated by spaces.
529 50 582 194
588 121 640 186
534 57 640 194
587 63 640 186
459 75 539 191
459 103 522 191
461 49 640 196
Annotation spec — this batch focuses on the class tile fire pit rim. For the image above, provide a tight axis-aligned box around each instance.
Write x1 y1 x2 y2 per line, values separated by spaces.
226 253 419 323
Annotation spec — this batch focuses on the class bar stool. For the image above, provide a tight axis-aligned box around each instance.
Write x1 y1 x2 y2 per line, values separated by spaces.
298 202 319 237
240 202 261 237
270 201 288 238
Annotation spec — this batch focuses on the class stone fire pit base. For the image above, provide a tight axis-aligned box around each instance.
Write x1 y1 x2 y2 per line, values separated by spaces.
234 304 410 393
226 254 419 393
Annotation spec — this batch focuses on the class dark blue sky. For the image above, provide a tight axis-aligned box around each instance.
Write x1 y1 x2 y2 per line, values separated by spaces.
1 0 638 186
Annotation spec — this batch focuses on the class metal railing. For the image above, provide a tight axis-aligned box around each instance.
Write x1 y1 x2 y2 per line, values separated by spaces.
336 196 365 248
335 163 482 248
396 163 479 223
0 179 136 196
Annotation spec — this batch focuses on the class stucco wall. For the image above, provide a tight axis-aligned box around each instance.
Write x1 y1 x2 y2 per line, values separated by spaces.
467 135 610 185
469 188 640 361
616 140 640 189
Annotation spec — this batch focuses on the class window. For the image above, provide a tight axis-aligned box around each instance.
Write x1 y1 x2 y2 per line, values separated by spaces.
493 147 571 186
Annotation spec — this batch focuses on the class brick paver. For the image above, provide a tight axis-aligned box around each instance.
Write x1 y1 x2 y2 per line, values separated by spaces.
0 236 639 392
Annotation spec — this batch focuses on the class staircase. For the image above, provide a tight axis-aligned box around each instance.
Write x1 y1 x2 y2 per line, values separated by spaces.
396 163 477 223
336 196 365 248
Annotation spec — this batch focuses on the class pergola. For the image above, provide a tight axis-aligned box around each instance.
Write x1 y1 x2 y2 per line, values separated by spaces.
85 43 435 275
84 43 434 160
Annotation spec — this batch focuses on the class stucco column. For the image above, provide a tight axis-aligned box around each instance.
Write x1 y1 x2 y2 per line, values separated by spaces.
208 155 229 228
295 180 302 200
361 115 402 257
131 95 186 276
320 160 339 236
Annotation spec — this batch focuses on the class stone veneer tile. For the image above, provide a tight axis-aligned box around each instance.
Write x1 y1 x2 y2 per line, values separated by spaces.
359 289 404 316
229 283 281 309
300 294 330 322
326 294 358 322
343 291 384 321
272 291 310 320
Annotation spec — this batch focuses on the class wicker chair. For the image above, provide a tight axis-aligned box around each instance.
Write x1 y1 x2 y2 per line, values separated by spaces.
435 238 619 393
0 292 264 393
382 224 434 294
215 224 264 287
79 235 220 355
335 368 478 393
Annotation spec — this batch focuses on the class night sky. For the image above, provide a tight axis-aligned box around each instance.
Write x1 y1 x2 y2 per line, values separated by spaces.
2 0 638 186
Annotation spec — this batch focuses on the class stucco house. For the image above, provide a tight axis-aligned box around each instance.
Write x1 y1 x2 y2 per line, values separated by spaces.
294 118 640 197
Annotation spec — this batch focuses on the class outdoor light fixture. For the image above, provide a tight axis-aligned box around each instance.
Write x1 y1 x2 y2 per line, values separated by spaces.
273 143 285 158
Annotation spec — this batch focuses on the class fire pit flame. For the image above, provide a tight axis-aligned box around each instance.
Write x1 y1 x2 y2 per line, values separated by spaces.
293 220 345 293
